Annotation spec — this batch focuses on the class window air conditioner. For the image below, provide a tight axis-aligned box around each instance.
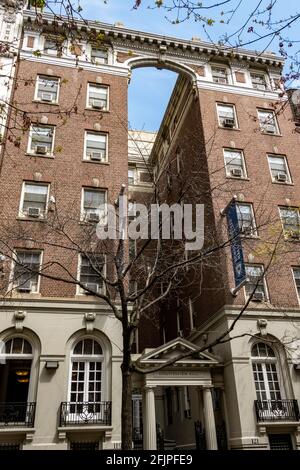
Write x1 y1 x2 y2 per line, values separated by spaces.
276 173 287 182
27 207 41 218
290 231 300 240
223 118 235 127
35 145 48 155
87 212 100 222
264 124 276 134
231 168 242 177
242 225 254 236
84 283 99 294
17 280 32 292
92 99 105 109
41 92 53 102
90 151 104 161
252 291 265 302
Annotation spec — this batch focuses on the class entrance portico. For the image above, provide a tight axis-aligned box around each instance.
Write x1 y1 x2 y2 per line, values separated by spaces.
133 338 222 450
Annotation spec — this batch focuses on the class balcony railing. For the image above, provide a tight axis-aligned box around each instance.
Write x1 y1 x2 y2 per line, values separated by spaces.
60 402 112 426
255 399 300 422
0 402 36 427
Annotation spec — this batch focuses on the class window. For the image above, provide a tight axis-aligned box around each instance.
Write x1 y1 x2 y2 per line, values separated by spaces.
236 203 256 236
87 84 109 110
44 38 58 56
292 268 300 300
12 250 42 293
252 343 281 403
217 103 237 128
251 72 268 90
257 109 279 134
70 441 99 451
78 255 105 294
91 47 108 64
20 182 49 219
84 132 108 162
245 264 267 301
28 125 54 156
68 339 104 422
128 168 135 185
211 66 228 84
223 149 246 178
279 207 300 239
35 76 59 103
82 188 106 223
129 240 137 260
267 155 291 183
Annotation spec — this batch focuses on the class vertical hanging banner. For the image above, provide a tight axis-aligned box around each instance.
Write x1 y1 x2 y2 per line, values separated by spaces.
225 199 246 293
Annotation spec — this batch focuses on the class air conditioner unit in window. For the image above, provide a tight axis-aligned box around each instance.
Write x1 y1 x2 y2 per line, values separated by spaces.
223 118 235 128
84 283 99 294
276 172 287 182
91 99 105 109
252 291 265 302
90 151 105 161
290 231 300 240
264 124 276 134
41 92 53 102
27 207 40 218
231 168 242 177
87 212 100 223
35 145 48 155
215 77 227 84
17 280 32 292
242 225 254 236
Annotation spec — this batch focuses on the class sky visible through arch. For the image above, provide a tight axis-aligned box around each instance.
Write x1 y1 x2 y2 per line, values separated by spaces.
77 0 300 131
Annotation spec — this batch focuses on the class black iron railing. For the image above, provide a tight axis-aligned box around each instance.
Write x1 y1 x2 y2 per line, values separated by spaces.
0 402 36 427
60 402 112 426
255 399 300 422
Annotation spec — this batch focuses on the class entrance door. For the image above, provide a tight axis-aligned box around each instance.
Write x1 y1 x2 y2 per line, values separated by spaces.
269 434 293 450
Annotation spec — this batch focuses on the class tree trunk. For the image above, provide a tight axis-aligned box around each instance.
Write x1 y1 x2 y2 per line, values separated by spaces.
121 328 133 450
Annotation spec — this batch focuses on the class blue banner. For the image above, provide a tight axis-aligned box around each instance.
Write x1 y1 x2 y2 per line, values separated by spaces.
226 201 246 291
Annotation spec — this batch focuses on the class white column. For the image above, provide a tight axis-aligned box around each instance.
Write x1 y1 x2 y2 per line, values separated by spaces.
203 386 218 450
143 386 157 450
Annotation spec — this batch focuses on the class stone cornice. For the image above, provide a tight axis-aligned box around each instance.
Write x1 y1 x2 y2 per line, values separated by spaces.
23 9 284 68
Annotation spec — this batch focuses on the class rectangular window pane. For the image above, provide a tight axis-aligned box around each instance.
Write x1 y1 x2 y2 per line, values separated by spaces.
251 73 267 90
212 67 228 84
91 48 108 64
224 149 245 177
280 207 300 237
83 189 106 222
30 126 54 154
236 203 254 233
268 155 289 182
245 265 265 298
258 110 277 134
37 76 59 102
217 104 236 128
22 183 48 217
88 84 108 109
80 255 105 293
85 133 107 161
13 251 41 292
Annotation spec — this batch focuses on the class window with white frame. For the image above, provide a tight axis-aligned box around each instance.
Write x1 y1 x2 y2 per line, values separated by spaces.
245 264 267 301
87 84 108 110
44 37 59 55
128 167 136 185
250 72 268 90
267 155 291 183
217 103 237 128
236 203 256 236
28 125 54 156
223 148 246 178
36 76 59 103
68 338 104 418
279 207 300 239
257 109 279 134
20 182 49 219
85 132 107 162
79 254 105 294
252 343 281 404
293 268 300 300
91 47 108 64
211 66 229 84
82 188 106 224
12 250 42 293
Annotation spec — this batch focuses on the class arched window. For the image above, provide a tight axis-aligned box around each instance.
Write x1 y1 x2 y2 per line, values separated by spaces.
0 337 33 425
251 342 281 402
67 338 105 423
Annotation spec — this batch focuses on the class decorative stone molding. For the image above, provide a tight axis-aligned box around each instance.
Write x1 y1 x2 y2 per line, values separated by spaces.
84 312 96 332
14 310 26 332
257 318 268 336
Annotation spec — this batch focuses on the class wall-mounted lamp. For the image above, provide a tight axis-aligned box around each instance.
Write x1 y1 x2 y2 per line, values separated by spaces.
45 361 59 370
